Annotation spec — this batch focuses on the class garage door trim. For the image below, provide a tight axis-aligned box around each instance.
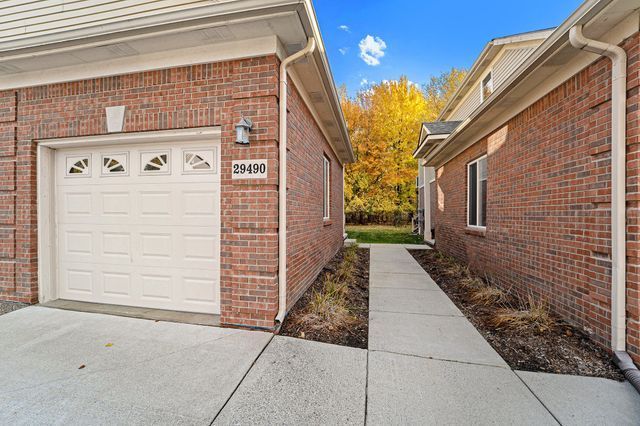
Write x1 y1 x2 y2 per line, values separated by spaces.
36 127 222 308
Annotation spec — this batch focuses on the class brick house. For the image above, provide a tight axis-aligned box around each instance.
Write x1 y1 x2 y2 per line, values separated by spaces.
0 0 354 330
415 0 640 362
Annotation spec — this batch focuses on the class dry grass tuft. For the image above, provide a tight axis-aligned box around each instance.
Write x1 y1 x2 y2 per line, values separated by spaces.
490 295 555 332
296 247 360 330
459 276 485 290
470 286 510 306
444 262 469 278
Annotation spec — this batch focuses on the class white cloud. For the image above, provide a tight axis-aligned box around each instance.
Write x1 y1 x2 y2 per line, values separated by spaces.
338 25 351 32
359 35 387 66
339 47 349 55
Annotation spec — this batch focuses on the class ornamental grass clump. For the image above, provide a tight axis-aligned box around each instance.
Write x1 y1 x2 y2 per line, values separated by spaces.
490 295 555 333
298 246 359 330
470 285 510 306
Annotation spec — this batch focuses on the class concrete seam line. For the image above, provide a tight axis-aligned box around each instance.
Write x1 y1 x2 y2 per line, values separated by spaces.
210 334 275 424
368 349 509 370
514 372 562 425
363 349 370 426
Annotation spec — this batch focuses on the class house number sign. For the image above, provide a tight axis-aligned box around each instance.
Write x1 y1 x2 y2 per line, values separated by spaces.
232 159 268 179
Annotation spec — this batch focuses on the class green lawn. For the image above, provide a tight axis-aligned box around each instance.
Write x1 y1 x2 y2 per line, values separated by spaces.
346 225 425 244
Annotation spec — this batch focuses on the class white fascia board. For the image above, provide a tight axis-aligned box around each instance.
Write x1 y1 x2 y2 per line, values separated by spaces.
298 0 354 163
37 127 221 149
492 29 555 46
0 36 279 90
413 134 447 159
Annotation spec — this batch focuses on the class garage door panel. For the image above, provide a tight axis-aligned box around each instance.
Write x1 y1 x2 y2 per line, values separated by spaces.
59 263 219 313
65 268 94 295
59 185 219 227
55 141 220 314
60 224 220 269
139 191 173 218
101 191 131 217
102 271 132 298
63 192 93 216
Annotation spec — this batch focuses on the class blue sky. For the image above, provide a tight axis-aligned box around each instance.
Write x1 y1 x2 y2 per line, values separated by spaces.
314 0 583 95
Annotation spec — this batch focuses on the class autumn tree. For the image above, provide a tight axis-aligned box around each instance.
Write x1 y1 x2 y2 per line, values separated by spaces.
342 69 465 220
424 68 467 117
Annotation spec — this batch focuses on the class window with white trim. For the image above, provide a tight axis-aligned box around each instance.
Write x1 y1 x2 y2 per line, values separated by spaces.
467 155 487 228
323 155 330 220
481 72 493 103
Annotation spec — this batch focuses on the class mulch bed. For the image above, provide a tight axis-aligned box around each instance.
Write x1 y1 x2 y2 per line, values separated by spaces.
280 247 370 349
0 301 28 316
409 249 623 380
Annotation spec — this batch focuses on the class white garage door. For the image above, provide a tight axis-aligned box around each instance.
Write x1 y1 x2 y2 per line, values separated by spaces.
55 141 221 314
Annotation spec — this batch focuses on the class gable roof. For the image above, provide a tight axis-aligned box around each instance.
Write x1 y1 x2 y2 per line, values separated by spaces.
422 121 462 135
414 120 462 158
422 0 639 167
438 28 554 121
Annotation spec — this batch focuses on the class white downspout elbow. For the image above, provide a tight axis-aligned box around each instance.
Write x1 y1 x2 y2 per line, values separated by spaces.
276 37 317 324
569 25 627 352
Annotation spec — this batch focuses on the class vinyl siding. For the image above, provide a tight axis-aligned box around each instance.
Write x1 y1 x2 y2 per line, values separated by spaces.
493 47 536 87
449 46 536 121
450 84 481 121
0 0 210 43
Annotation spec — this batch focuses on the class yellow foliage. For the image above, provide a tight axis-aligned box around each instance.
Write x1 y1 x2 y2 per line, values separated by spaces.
342 70 466 215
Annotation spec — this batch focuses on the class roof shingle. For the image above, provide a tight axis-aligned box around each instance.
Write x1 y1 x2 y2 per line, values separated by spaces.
423 121 462 135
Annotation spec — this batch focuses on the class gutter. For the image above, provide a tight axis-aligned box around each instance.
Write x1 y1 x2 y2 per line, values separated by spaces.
569 25 639 392
275 37 317 324
426 0 614 167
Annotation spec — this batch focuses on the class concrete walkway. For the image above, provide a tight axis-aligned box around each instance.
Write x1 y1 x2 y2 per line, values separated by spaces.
2 246 640 425
0 307 273 425
366 244 640 425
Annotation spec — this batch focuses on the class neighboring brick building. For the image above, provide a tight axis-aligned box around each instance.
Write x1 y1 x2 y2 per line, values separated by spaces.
415 1 640 361
0 0 353 330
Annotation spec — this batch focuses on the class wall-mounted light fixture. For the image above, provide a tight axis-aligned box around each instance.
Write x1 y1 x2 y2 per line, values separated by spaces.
235 117 253 145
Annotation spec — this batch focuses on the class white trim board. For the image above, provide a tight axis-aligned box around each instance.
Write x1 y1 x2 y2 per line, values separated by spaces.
36 127 221 305
37 127 221 148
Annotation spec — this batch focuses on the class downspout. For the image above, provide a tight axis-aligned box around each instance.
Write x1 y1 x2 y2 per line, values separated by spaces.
275 37 317 324
569 25 640 392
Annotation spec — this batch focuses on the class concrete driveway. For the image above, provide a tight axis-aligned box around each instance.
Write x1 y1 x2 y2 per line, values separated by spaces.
0 306 272 425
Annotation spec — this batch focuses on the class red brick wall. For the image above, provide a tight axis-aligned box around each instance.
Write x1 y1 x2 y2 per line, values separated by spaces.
0 56 286 328
434 32 640 360
0 91 20 300
285 79 344 309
